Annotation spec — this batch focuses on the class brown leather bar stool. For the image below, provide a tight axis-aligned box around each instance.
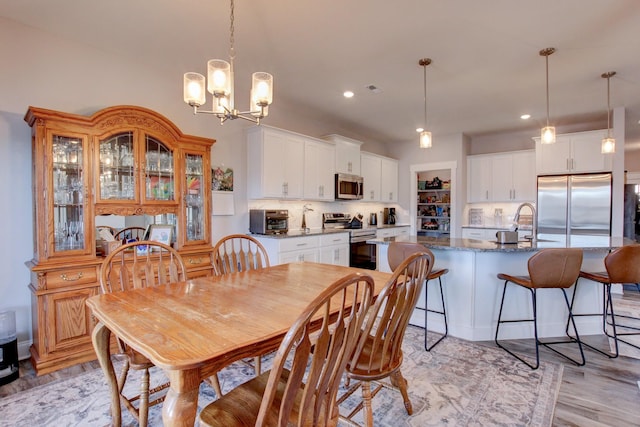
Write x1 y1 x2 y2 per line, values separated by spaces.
388 242 449 351
574 244 640 358
494 248 586 370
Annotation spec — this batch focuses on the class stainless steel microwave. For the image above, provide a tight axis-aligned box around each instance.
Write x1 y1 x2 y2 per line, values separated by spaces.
335 173 363 200
249 209 289 235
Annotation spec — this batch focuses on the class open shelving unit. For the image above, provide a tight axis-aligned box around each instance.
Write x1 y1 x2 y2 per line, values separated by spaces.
417 170 451 236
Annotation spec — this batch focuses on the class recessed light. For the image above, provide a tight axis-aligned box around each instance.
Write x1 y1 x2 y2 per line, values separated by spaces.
416 127 424 133
343 91 354 98
520 114 531 120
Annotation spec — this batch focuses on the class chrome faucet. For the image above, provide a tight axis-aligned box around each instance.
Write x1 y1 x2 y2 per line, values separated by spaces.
513 202 537 240
301 204 313 233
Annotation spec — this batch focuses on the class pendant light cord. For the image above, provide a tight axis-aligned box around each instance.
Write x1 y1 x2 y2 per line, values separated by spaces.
607 74 611 138
423 63 428 127
545 53 550 127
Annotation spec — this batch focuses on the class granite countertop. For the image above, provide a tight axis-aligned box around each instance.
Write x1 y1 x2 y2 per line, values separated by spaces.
249 224 410 239
368 235 635 252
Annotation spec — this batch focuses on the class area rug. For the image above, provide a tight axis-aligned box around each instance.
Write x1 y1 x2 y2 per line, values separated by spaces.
0 326 562 427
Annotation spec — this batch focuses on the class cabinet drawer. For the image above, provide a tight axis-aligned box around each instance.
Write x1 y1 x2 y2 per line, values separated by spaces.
45 266 98 289
280 236 319 252
319 233 349 246
183 252 212 269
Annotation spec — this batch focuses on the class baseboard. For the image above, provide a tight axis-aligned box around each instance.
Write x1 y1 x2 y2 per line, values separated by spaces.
18 340 32 361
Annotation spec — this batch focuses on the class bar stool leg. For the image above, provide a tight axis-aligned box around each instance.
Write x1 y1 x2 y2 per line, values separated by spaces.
424 275 448 351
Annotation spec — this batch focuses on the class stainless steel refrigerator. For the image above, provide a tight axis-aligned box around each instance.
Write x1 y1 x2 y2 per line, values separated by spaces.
537 173 612 237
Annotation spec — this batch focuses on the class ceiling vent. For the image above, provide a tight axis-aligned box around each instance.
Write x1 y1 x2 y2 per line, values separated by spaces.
365 84 382 94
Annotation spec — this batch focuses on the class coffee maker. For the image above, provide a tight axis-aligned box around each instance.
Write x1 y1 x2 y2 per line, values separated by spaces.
383 207 396 225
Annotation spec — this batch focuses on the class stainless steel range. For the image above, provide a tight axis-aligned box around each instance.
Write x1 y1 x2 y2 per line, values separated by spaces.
323 213 377 270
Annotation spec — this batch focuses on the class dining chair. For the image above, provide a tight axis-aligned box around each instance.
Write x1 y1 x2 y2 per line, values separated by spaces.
198 272 375 427
212 233 270 276
387 242 449 351
113 226 146 243
338 250 433 427
212 234 271 376
574 244 640 358
99 240 221 426
495 248 585 370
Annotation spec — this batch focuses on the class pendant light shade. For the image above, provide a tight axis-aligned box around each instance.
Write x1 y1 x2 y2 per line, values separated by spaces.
601 71 616 154
540 48 556 144
418 58 432 148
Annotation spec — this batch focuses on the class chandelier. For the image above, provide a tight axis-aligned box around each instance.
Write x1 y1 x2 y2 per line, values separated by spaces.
601 71 616 154
182 0 273 124
418 58 432 148
539 47 556 144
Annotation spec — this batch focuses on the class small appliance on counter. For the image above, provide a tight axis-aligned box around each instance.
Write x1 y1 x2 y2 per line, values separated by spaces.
249 209 288 235
369 212 377 226
496 230 519 244
383 207 396 225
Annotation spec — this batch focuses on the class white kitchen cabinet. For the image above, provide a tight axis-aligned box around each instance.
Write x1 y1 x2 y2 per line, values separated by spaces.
467 155 492 202
247 126 305 199
376 226 410 239
318 233 349 266
303 139 335 200
254 232 349 266
468 150 535 203
360 152 399 203
322 134 362 175
361 153 381 201
535 129 612 175
491 151 535 202
380 157 399 202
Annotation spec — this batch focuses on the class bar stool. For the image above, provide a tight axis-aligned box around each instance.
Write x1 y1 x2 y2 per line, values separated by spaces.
494 248 586 370
574 244 640 358
388 242 449 351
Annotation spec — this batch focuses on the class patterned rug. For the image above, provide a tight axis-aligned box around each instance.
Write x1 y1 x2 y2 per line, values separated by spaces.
0 326 562 427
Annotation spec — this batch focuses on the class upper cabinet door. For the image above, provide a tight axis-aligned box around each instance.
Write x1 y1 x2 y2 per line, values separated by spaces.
48 131 93 258
324 135 362 175
142 135 176 204
96 132 137 203
360 153 381 201
467 156 492 202
535 130 612 175
511 151 535 201
380 157 398 202
304 139 335 200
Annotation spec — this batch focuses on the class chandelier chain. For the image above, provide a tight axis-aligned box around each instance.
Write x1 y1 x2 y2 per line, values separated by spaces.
229 0 235 61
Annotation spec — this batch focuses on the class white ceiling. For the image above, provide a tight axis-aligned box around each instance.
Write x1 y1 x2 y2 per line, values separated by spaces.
2 0 640 146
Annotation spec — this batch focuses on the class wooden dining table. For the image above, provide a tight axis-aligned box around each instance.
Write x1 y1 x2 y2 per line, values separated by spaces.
87 261 392 427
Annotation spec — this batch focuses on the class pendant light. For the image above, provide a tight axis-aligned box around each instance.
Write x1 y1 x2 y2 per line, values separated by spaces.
419 58 432 148
601 71 616 154
540 47 556 144
183 0 273 124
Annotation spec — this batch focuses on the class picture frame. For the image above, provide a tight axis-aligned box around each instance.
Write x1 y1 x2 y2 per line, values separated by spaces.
147 224 173 246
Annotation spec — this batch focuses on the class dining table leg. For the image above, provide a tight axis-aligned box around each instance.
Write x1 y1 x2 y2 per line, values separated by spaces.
91 321 121 427
162 368 201 427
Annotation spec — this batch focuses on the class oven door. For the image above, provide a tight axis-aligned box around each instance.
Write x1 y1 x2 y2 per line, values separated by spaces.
349 237 376 270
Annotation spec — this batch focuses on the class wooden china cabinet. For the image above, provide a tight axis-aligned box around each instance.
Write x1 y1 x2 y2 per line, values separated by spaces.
24 105 215 375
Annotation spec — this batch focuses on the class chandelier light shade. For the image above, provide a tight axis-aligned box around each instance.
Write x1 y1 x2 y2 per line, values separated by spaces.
540 47 556 144
419 58 432 148
182 0 273 124
601 71 616 154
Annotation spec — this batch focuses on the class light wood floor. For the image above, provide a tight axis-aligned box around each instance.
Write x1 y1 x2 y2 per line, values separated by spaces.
2 296 640 426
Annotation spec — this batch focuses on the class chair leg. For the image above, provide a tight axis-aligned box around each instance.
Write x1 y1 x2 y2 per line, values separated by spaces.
390 370 413 415
361 381 374 427
425 276 448 351
254 356 261 376
603 283 640 355
495 281 540 369
539 289 585 367
566 279 618 358
207 373 223 398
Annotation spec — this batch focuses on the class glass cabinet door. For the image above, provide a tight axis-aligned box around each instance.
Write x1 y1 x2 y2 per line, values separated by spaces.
98 132 136 201
144 135 175 202
185 153 204 241
52 134 88 253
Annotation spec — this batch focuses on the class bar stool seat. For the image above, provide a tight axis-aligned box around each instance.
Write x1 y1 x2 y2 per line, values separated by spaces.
388 242 449 351
495 248 586 370
573 244 640 358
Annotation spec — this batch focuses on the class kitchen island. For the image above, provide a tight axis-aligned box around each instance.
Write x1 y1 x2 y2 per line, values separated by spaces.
371 235 635 341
